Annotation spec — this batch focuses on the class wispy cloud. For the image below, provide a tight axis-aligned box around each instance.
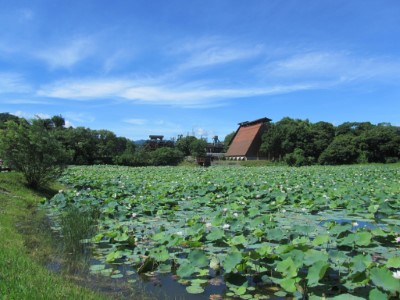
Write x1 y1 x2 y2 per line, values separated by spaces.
2 98 51 105
37 79 132 99
0 73 31 93
37 77 315 108
124 118 147 125
262 51 400 84
13 110 50 120
64 111 95 123
35 37 94 69
172 37 263 70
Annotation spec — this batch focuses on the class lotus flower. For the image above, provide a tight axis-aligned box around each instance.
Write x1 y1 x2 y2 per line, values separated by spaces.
393 270 400 279
222 224 230 230
395 237 400 243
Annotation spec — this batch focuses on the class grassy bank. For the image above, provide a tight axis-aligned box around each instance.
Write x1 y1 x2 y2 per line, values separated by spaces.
0 172 107 300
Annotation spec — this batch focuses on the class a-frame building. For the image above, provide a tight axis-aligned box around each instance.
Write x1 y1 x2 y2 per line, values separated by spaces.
225 117 271 160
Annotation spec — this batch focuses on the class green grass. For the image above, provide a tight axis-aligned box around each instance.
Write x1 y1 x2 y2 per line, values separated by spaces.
0 172 108 300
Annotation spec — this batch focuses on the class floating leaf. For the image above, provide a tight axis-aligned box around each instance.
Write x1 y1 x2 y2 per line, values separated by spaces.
229 235 247 246
89 264 105 273
386 256 400 268
280 277 298 293
177 262 196 278
188 250 209 268
222 251 242 273
370 267 400 293
351 254 372 273
206 228 225 241
369 288 388 300
354 231 372 246
307 260 329 287
276 257 297 278
312 234 330 246
149 246 169 262
186 285 204 294
330 294 365 300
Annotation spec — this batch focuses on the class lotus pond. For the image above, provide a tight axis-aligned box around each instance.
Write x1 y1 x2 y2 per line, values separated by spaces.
44 165 400 299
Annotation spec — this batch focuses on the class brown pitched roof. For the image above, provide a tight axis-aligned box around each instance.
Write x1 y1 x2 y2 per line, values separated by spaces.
226 122 264 157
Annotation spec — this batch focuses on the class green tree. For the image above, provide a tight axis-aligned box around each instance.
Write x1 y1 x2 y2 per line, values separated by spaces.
318 135 359 165
113 140 137 166
176 136 197 156
189 139 207 157
150 147 184 166
0 120 69 189
223 131 236 151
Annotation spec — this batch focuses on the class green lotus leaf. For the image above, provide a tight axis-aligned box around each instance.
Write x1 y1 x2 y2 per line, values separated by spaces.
106 250 123 262
312 234 330 246
351 254 372 273
369 288 388 300
89 264 105 273
229 235 248 246
281 249 305 270
114 232 129 242
370 267 400 293
279 276 298 293
354 231 372 246
329 294 365 300
276 257 297 278
304 250 329 266
149 246 169 262
292 236 310 245
255 244 273 257
222 251 242 273
188 250 209 268
306 260 329 287
267 228 285 241
186 284 204 294
371 227 387 237
206 228 225 241
386 256 400 268
177 262 196 278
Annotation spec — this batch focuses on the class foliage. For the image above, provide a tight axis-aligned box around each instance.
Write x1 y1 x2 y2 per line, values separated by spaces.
150 147 184 166
175 135 207 157
0 172 106 300
223 131 236 151
261 118 399 165
0 120 69 189
189 138 207 157
319 135 359 165
46 164 400 299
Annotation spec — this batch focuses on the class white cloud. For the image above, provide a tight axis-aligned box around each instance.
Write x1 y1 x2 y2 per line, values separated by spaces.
35 37 94 69
13 111 50 120
2 98 50 105
64 111 95 123
124 118 147 125
65 120 74 127
262 51 400 84
172 36 263 70
38 77 316 108
0 73 31 93
38 79 132 99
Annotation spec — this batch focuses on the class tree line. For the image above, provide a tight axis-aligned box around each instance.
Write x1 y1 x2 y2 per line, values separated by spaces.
1 112 399 188
259 117 400 166
0 113 208 187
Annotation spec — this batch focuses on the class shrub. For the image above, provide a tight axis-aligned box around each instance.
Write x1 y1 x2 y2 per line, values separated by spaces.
0 120 70 189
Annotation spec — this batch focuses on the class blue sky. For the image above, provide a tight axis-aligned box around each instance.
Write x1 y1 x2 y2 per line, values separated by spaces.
1 1 399 141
